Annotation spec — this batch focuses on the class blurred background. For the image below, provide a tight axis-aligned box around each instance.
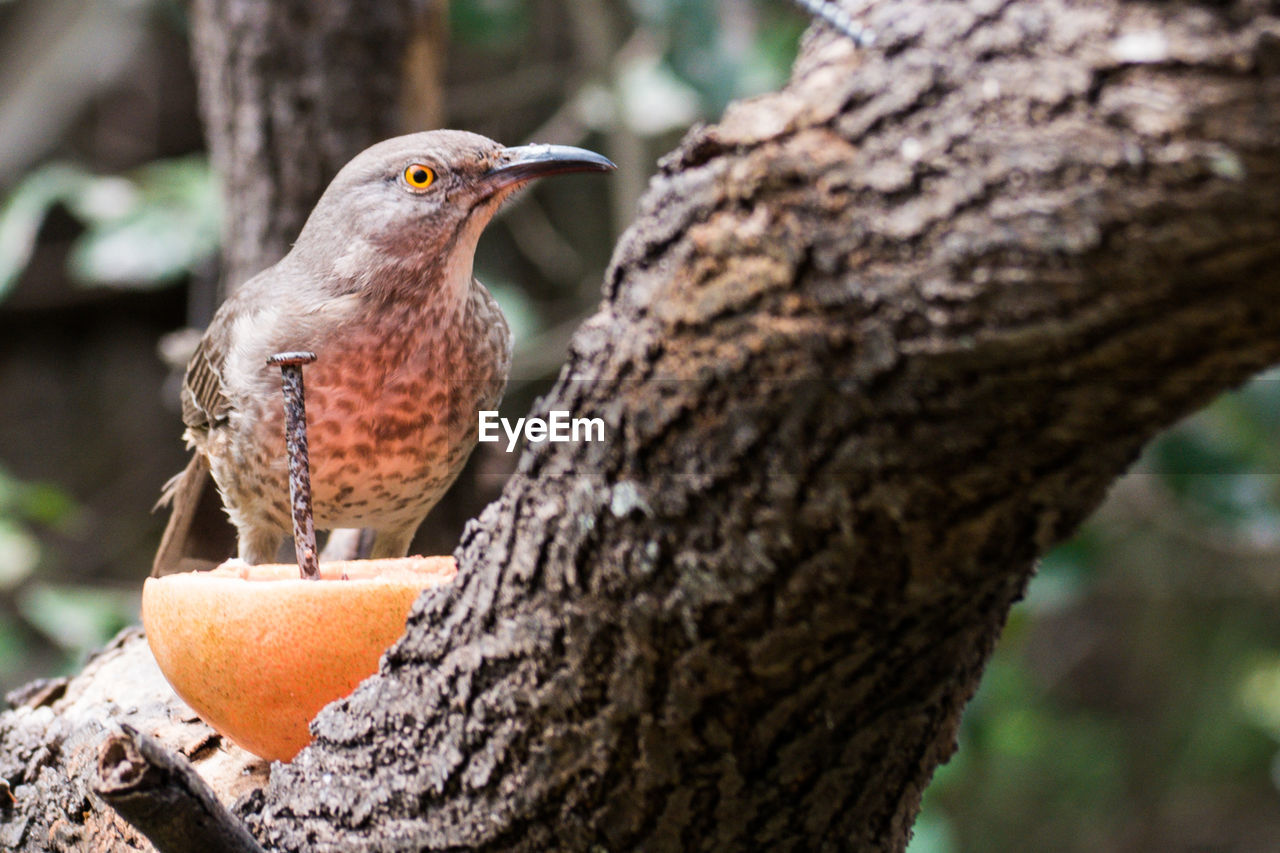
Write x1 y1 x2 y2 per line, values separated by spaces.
1 1 1278 849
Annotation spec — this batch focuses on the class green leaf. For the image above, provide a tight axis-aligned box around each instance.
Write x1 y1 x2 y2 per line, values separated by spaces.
0 465 77 528
0 156 220 297
0 164 92 300
16 482 77 528
16 583 137 653
1240 657 1280 742
0 519 39 589
451 0 528 48
1025 531 1098 613
69 155 221 289
0 615 28 682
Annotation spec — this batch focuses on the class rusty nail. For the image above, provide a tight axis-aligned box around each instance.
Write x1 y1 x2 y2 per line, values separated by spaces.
267 351 319 580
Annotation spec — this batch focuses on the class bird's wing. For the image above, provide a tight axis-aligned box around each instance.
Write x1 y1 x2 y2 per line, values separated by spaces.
179 262 282 430
182 331 231 430
180 262 329 431
159 314 239 576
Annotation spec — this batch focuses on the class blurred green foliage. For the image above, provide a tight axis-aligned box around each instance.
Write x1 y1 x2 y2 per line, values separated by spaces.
452 0 530 48
0 156 219 299
0 466 76 590
912 370 1280 851
0 466 136 686
16 583 138 655
1151 370 1280 538
628 0 804 111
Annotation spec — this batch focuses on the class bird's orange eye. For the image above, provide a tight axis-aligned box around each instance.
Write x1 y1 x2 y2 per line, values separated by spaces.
403 164 435 190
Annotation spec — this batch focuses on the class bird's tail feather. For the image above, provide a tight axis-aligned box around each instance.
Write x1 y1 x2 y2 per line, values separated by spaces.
151 455 236 576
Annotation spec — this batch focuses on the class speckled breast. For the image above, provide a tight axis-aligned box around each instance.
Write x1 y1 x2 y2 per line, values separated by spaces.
217 284 511 536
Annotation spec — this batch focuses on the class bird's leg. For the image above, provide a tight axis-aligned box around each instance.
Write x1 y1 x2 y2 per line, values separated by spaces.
368 526 418 560
236 525 284 565
320 528 376 561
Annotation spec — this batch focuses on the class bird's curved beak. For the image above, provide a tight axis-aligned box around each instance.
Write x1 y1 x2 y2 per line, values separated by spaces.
483 144 616 194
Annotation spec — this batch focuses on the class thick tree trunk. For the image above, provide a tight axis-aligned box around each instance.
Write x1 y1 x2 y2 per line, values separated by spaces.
2 1 1279 851
190 0 435 293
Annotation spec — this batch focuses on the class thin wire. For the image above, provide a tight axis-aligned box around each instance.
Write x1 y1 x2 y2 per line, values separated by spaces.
789 0 875 47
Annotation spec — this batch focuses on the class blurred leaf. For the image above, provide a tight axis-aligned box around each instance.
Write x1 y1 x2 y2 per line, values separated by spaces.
617 54 701 136
948 656 1127 814
1026 532 1098 614
0 616 26 682
0 519 39 589
0 156 219 297
1150 429 1250 485
1144 374 1280 543
0 164 90 299
753 9 807 80
657 0 740 113
16 482 78 528
0 465 77 530
1236 368 1280 425
17 583 137 653
451 0 529 48
68 156 220 289
629 0 804 115
1240 657 1280 742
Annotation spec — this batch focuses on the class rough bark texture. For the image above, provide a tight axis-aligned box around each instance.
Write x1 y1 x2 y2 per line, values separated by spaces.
4 1 1280 850
95 725 266 853
190 0 434 294
0 631 266 852
242 1 1280 851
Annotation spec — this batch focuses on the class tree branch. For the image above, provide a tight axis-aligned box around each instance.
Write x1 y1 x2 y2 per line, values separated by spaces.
0 630 267 852
95 726 264 853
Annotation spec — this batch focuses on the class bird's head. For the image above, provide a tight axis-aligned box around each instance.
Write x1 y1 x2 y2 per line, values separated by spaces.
292 130 615 298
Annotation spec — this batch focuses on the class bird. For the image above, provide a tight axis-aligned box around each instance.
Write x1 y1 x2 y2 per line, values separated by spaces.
152 130 615 576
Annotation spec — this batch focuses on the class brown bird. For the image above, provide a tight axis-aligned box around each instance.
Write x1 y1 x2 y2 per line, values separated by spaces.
153 130 614 576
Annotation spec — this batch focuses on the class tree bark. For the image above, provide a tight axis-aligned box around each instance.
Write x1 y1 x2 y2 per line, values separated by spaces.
0 630 266 852
3 1 1280 850
190 0 436 294
244 1 1280 851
